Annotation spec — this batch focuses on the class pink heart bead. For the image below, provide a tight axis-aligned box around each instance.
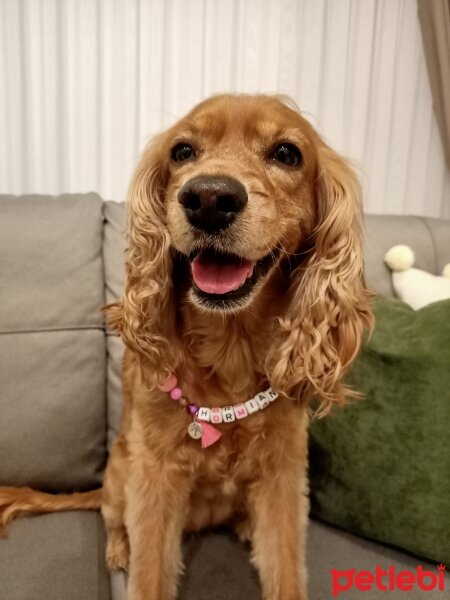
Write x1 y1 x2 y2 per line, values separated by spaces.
170 387 183 401
159 374 177 392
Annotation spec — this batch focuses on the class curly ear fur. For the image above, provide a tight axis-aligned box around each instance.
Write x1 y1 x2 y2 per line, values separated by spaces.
266 141 374 414
105 134 182 387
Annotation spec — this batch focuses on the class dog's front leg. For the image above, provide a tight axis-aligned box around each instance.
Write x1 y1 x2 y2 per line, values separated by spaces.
125 459 192 600
248 462 309 600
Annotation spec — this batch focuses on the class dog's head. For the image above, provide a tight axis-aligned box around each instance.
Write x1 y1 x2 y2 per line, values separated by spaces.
165 95 319 312
109 94 373 408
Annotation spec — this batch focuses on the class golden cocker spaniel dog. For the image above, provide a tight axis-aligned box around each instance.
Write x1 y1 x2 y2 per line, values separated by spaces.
0 94 373 600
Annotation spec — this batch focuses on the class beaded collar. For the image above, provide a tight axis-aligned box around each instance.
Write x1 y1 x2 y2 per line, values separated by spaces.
158 374 279 449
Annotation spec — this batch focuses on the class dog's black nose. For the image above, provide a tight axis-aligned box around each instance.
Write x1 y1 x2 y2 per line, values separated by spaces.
178 176 248 233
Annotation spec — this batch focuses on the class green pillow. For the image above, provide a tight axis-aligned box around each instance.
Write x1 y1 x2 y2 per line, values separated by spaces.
309 296 450 564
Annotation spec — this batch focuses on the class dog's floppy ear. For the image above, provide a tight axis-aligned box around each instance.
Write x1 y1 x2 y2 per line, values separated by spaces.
105 134 182 386
267 140 373 413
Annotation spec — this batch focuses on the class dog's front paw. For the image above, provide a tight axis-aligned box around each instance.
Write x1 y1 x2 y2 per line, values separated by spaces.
106 530 130 572
233 517 252 543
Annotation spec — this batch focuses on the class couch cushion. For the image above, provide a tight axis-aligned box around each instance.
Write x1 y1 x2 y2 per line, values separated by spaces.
0 194 105 331
0 512 110 600
103 201 126 306
307 520 450 599
110 519 450 600
309 296 450 565
0 194 107 490
0 331 106 490
422 216 450 274
103 201 126 448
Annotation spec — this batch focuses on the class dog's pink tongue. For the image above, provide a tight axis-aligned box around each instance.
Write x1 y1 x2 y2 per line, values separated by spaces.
192 254 255 294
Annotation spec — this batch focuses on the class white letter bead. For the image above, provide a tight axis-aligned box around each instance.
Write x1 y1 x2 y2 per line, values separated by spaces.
210 407 223 424
197 407 211 422
222 406 236 423
255 392 270 410
233 403 248 419
245 399 259 414
266 388 278 402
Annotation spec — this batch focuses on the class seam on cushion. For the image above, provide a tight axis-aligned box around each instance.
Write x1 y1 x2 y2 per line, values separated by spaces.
416 216 438 274
0 325 105 335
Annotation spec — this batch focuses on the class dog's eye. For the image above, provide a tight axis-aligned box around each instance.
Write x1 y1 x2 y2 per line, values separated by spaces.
270 143 302 167
171 143 195 163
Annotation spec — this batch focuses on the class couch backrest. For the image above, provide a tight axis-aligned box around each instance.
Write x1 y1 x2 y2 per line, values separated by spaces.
0 194 107 491
1 196 449 491
364 215 450 296
103 201 126 448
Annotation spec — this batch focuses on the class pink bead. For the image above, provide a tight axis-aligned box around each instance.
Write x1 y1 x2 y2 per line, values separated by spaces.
159 374 177 392
170 387 183 401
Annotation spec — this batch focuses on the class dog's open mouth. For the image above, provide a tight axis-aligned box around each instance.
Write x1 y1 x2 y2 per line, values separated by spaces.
188 248 278 308
192 252 255 294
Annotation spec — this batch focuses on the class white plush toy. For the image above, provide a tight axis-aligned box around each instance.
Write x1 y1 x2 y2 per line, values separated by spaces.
384 245 450 310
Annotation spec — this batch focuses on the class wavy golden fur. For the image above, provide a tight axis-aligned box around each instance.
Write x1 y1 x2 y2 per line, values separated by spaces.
0 94 373 600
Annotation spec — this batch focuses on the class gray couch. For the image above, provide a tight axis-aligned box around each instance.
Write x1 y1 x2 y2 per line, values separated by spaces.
0 194 448 600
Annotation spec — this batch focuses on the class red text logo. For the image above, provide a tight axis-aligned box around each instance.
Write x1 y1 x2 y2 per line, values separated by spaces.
331 564 446 596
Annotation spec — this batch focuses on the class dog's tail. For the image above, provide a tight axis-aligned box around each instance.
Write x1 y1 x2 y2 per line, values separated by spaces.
0 486 102 535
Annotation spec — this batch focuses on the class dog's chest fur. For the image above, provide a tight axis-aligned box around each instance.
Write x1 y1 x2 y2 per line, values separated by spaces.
184 423 262 530
129 369 308 532
125 306 308 531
